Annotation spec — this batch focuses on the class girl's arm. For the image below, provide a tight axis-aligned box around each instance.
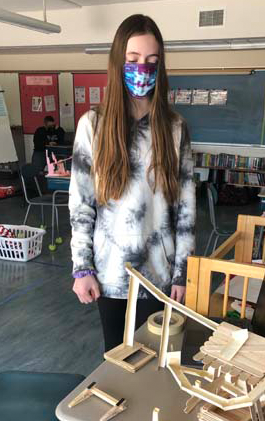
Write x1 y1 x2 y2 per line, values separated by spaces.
69 113 97 277
172 121 196 290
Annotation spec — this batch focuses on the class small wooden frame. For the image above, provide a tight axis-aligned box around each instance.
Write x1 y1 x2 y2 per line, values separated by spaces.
68 381 127 421
104 341 157 373
104 263 218 373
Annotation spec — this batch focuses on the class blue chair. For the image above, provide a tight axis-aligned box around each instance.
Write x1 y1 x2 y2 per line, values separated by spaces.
0 371 85 421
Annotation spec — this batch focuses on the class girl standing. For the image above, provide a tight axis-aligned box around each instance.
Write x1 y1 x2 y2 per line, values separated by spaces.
69 14 196 352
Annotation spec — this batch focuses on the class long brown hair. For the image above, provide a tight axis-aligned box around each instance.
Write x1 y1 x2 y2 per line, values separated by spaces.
94 14 179 205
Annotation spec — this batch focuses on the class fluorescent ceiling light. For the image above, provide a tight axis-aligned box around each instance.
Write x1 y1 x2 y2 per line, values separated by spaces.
85 38 265 54
0 6 61 34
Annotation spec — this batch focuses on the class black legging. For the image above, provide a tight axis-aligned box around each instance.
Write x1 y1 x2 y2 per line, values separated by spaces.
98 297 165 352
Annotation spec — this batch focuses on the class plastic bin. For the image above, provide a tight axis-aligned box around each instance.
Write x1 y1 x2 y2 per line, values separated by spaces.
0 225 45 262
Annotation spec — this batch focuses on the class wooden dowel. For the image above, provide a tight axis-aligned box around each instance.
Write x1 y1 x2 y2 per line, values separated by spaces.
91 387 118 406
158 303 172 368
123 275 139 347
152 408 160 421
241 277 249 319
222 273 230 318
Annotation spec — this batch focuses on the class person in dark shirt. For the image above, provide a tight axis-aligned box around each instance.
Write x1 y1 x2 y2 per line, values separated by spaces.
32 116 65 171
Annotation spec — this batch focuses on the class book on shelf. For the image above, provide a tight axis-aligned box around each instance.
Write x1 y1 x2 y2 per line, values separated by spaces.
193 152 265 171
224 170 265 186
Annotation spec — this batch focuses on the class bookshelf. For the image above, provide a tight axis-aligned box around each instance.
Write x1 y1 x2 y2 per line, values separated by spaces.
193 152 265 187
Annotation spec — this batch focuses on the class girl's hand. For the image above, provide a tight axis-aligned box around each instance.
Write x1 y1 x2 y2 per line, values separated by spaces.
170 285 186 303
73 275 100 304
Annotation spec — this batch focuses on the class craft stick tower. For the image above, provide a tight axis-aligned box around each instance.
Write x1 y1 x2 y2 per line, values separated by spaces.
104 263 265 421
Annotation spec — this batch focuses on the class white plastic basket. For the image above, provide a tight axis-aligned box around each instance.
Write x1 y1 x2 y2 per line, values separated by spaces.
0 225 46 262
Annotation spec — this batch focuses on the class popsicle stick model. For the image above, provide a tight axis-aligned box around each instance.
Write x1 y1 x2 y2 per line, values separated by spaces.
68 381 127 421
104 263 265 421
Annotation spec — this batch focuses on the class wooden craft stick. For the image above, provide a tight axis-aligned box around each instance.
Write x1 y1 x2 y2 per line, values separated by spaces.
123 274 139 347
125 263 218 331
222 273 231 318
91 387 119 406
152 407 160 421
100 398 126 421
68 382 96 408
241 277 249 319
158 303 172 368
220 329 249 361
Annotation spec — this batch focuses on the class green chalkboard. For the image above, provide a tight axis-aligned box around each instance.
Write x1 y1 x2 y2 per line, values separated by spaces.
168 71 265 145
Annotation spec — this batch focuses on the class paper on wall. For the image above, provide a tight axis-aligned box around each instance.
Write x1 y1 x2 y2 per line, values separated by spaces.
75 86 85 103
192 89 209 105
32 96 42 112
60 104 73 117
44 95 56 112
89 87 100 104
209 89 228 105
175 89 192 105
26 75 53 86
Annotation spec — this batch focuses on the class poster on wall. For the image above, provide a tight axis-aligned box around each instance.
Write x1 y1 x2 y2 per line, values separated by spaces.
32 96 43 112
89 87 100 104
175 89 192 105
209 89 228 106
192 89 209 105
75 86 86 103
44 94 56 112
26 75 53 86
0 92 8 116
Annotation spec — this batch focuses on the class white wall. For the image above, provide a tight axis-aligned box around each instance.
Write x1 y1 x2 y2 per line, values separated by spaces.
58 73 74 131
1 0 265 47
0 73 21 125
1 0 265 157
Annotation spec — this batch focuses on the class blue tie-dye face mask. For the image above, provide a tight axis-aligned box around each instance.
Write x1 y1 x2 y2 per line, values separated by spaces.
123 62 157 99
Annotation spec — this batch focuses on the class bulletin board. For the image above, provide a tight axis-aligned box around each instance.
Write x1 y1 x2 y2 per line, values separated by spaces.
168 70 265 145
73 73 108 128
19 73 60 134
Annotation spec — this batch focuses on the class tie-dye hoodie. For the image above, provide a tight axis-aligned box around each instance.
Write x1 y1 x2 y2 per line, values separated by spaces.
69 110 196 299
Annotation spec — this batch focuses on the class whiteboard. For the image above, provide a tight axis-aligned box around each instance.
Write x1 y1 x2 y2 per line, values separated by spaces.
0 87 18 163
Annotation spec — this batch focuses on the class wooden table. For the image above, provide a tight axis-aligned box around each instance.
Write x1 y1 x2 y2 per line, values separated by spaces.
56 322 198 421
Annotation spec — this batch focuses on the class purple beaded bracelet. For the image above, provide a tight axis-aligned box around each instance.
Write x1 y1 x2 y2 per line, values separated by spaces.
73 269 97 278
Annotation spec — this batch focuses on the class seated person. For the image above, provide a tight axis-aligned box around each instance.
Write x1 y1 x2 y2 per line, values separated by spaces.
32 116 65 172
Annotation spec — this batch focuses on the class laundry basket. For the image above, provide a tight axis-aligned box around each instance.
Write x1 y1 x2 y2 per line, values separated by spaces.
0 225 46 262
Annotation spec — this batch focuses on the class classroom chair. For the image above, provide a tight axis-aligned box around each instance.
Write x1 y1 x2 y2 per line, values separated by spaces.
186 214 265 318
204 183 233 256
0 371 85 421
20 164 68 250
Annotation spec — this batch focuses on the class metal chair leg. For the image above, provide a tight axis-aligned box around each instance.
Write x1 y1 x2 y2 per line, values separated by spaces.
212 234 220 253
23 204 31 225
49 203 57 252
51 204 55 246
204 230 214 256
41 205 44 226
55 206 59 237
